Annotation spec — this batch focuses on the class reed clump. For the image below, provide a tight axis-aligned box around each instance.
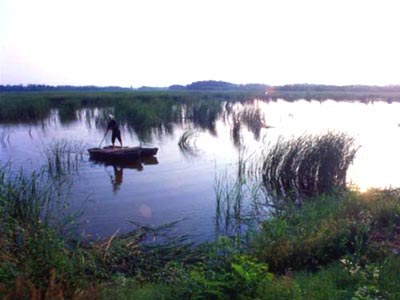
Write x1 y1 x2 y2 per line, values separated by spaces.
262 132 358 201
0 166 91 299
214 147 266 238
43 139 86 176
238 106 266 140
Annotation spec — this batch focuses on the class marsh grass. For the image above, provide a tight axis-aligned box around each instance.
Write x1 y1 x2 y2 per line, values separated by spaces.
215 148 267 238
0 163 195 298
0 93 52 123
0 167 52 228
238 105 266 140
253 187 400 272
100 188 400 299
0 91 267 145
2 161 400 299
261 132 358 202
43 139 86 177
227 105 267 148
58 99 80 124
96 220 194 283
231 113 242 148
0 165 92 298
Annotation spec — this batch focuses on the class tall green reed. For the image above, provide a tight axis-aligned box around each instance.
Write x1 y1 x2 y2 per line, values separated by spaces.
0 93 51 123
261 132 358 202
0 164 94 298
42 139 86 177
214 147 267 238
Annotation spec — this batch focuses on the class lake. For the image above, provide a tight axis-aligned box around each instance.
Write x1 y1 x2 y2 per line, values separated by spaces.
1 97 400 242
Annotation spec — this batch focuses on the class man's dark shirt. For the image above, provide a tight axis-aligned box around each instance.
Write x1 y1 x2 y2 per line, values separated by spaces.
107 119 119 132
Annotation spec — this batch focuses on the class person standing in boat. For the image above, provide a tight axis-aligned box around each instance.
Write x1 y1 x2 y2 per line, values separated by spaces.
105 114 123 148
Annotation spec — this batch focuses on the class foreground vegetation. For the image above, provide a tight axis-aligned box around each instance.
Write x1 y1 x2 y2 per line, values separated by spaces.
1 155 399 298
2 166 400 299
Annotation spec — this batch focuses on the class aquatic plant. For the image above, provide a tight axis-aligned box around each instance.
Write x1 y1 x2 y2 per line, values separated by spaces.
42 139 86 177
2 159 400 299
231 112 242 149
0 164 193 298
0 93 51 123
261 132 358 201
238 105 267 140
215 148 266 238
0 165 90 298
58 99 80 124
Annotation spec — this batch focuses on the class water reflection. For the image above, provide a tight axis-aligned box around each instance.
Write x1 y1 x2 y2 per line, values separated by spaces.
4 95 400 241
0 127 12 148
89 156 159 194
178 130 200 160
111 165 123 193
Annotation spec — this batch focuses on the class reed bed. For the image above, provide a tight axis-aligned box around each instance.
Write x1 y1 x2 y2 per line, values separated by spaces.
261 132 358 201
0 93 52 123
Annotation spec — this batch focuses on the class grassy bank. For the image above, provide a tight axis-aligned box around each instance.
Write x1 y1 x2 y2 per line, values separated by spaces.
97 189 400 300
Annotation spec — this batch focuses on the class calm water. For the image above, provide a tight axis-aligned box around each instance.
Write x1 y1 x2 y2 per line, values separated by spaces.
2 99 400 242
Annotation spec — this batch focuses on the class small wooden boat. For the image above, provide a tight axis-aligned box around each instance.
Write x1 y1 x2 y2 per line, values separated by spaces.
87 145 158 161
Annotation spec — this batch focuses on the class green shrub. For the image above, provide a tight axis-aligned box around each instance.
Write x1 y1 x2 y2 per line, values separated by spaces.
295 263 355 300
252 192 375 272
100 281 173 300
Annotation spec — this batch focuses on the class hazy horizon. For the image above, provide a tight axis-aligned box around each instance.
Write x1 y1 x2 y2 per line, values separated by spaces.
3 80 400 89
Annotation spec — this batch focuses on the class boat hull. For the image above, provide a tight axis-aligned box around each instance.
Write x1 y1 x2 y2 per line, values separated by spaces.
87 146 158 161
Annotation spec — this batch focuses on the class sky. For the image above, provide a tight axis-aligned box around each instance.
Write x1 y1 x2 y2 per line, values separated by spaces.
1 0 400 87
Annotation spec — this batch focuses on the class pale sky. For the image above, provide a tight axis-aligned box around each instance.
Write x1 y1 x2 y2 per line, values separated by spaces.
1 0 400 87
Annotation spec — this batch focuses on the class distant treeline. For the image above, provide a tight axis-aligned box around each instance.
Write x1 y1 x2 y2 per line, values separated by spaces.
0 80 400 98
169 81 268 91
0 81 267 92
2 81 400 93
0 84 134 92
